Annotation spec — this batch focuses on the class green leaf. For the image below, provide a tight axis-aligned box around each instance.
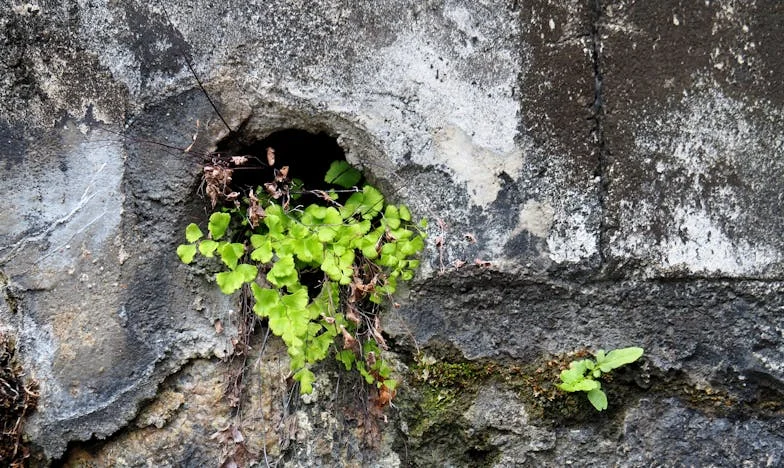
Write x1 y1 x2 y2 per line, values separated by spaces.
596 347 644 373
218 243 245 270
216 270 243 294
267 256 299 288
399 205 412 221
356 360 375 384
264 205 288 236
359 185 384 219
324 160 362 188
208 212 231 240
216 265 257 295
198 240 219 257
177 244 197 264
250 236 273 263
383 379 398 391
294 368 316 394
557 377 600 393
235 263 258 282
185 223 204 243
281 287 309 311
251 285 279 318
587 388 608 411
559 360 591 385
336 350 356 371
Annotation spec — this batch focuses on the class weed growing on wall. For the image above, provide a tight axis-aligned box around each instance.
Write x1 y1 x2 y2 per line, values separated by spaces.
557 347 643 411
178 156 425 402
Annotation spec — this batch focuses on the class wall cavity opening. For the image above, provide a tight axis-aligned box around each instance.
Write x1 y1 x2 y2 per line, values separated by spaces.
216 128 348 191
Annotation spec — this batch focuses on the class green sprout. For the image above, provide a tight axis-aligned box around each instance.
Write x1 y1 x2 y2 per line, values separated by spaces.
557 347 644 411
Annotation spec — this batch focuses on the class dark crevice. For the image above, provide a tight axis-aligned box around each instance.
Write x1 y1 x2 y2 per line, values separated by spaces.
589 0 609 268
216 128 347 191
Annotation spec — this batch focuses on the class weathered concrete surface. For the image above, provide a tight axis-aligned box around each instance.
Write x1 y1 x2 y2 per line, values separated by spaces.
600 0 784 278
0 0 782 466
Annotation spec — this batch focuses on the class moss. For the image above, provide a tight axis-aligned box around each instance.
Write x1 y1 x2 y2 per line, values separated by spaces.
412 358 495 390
398 383 500 467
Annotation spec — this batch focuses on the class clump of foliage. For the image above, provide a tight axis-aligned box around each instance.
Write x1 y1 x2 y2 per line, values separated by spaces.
556 347 643 411
177 157 425 403
0 333 39 467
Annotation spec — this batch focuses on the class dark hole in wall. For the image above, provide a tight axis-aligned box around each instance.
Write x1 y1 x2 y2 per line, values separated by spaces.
215 128 354 296
216 128 347 191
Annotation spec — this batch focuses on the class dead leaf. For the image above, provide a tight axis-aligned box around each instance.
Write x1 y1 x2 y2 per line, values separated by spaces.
230 156 248 165
203 165 234 207
365 351 377 368
474 258 492 268
341 326 359 351
275 165 289 182
247 190 266 228
375 383 396 408
214 319 224 334
464 233 477 243
453 259 466 269
371 315 388 350
312 190 333 202
345 305 361 325
266 147 275 166
264 182 282 199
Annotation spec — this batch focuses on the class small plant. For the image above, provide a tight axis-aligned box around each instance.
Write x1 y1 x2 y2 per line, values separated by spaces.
556 347 643 411
177 157 425 403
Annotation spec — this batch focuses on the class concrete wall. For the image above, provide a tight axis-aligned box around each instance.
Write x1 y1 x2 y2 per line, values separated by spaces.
1 0 782 465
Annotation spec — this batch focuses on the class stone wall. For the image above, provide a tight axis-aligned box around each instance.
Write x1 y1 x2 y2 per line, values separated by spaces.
1 0 782 466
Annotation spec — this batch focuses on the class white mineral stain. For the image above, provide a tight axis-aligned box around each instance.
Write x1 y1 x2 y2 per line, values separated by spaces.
515 200 555 238
356 16 523 207
432 125 523 207
547 195 599 263
622 87 784 276
659 206 780 274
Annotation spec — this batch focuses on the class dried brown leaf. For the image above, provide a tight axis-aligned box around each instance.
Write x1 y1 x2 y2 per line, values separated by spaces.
365 351 377 368
375 383 396 408
371 315 388 350
264 182 282 199
345 305 361 326
247 190 266 228
341 326 359 351
275 165 289 182
266 147 275 166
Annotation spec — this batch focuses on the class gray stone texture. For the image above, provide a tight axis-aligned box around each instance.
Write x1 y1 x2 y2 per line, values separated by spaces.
0 0 782 466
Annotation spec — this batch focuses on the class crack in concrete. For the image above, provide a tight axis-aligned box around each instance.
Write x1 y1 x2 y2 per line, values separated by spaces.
590 0 609 268
0 162 106 266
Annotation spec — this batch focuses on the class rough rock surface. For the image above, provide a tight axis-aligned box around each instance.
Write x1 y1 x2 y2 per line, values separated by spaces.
0 0 782 466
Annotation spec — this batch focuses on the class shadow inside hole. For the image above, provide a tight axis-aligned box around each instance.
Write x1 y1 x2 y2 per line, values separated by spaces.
217 128 347 190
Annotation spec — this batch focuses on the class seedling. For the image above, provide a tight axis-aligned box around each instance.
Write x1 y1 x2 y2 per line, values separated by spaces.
557 347 644 411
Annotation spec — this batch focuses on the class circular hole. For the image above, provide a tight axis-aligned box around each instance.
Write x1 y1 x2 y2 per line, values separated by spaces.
217 128 347 190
